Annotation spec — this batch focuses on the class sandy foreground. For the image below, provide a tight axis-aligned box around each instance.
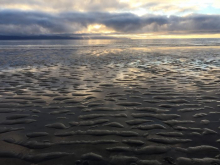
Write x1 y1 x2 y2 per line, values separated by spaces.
0 41 220 165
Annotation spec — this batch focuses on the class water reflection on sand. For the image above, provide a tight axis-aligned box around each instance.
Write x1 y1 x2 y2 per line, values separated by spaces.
0 39 220 165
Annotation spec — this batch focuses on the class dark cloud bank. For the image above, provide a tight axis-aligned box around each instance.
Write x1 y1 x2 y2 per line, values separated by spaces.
0 9 220 39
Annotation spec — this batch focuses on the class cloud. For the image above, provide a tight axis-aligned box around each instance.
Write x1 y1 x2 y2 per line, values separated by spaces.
0 9 220 36
0 10 69 35
0 0 218 13
1 0 220 22
0 0 129 12
142 3 199 15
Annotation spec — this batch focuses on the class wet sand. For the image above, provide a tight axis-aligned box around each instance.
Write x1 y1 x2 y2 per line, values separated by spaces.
0 39 220 165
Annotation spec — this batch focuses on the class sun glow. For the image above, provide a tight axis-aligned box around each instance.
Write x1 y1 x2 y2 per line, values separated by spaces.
76 24 116 34
93 25 102 29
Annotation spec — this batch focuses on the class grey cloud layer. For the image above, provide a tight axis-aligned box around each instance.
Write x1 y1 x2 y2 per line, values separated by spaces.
0 10 220 35
0 0 129 12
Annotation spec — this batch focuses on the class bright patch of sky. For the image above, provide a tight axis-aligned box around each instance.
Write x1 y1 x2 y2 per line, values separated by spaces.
199 5 220 15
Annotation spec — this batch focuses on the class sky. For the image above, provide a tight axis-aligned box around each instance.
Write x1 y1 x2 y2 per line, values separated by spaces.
1 0 220 39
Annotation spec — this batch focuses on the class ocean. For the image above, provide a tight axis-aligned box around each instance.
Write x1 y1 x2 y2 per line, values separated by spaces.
0 38 220 68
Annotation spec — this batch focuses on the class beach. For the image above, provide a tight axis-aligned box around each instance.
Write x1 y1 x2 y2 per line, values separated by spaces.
0 39 220 165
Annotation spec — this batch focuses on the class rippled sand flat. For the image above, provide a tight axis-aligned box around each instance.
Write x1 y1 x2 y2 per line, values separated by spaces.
0 39 220 165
